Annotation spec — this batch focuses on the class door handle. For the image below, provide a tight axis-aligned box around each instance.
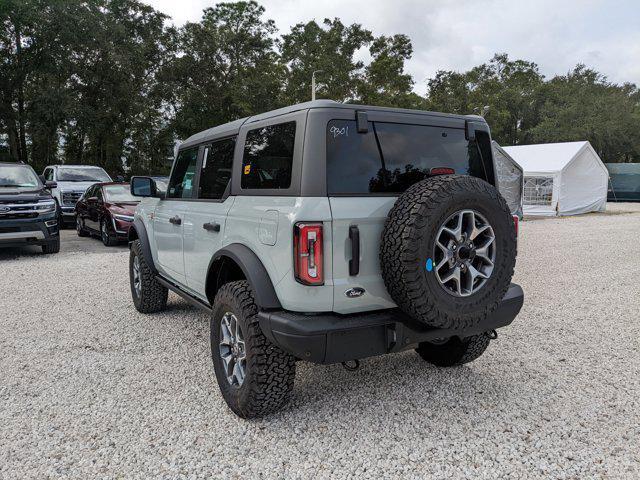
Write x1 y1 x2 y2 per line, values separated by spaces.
169 215 182 225
203 222 221 232
349 225 360 276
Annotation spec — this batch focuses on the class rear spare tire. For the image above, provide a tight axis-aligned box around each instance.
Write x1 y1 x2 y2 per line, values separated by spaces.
380 175 516 330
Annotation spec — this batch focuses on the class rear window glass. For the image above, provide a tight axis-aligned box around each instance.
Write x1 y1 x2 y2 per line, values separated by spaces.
241 122 296 190
326 120 490 194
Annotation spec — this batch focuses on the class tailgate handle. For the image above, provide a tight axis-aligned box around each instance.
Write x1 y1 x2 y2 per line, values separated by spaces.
349 225 360 276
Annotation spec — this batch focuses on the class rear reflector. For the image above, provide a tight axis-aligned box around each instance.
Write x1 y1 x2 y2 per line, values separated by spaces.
293 222 324 285
512 215 519 236
429 167 455 176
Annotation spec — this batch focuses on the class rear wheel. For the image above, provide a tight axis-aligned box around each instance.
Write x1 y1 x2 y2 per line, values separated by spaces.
76 216 89 237
211 280 295 418
416 334 490 367
129 239 167 313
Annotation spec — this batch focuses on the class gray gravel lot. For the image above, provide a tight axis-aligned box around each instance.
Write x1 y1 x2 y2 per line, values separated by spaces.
1 204 639 479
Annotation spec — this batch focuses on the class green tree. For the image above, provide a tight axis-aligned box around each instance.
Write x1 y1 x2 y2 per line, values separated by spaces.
63 0 172 175
529 65 640 162
0 0 80 167
166 1 284 139
426 54 544 145
356 34 424 109
280 18 372 103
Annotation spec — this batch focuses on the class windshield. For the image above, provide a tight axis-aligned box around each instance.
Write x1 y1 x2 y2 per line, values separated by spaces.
0 165 41 188
104 185 138 203
152 177 168 193
58 167 111 182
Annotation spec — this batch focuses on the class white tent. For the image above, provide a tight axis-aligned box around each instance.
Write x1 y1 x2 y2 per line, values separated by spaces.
503 141 608 216
492 141 523 218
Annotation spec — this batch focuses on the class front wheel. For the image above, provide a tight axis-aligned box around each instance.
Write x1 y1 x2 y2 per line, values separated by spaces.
129 239 168 313
211 280 295 418
415 333 490 367
101 218 118 246
41 237 60 254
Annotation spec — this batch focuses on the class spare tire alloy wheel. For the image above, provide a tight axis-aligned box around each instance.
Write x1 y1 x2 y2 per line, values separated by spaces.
218 312 246 386
434 209 495 297
380 175 516 330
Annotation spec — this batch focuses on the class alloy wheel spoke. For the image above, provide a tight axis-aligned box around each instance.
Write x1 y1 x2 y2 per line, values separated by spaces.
442 213 464 242
218 312 246 387
440 266 462 295
434 209 496 297
232 361 245 385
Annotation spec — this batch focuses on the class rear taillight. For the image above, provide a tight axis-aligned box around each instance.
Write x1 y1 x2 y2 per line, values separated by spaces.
293 222 324 285
512 215 519 236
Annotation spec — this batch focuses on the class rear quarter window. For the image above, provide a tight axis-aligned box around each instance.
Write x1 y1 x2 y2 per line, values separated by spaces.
241 122 296 190
326 119 490 195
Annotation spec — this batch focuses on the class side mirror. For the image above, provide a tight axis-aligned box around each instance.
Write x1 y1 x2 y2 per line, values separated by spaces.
115 175 125 182
131 176 160 198
44 180 57 189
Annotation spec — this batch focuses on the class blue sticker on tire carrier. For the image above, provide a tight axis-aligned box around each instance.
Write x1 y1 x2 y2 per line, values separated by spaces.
426 258 433 271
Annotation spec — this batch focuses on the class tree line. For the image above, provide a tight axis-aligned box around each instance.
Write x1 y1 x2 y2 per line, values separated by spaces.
1 0 639 177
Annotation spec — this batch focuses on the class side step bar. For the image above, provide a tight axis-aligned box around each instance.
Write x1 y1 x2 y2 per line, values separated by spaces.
155 275 212 314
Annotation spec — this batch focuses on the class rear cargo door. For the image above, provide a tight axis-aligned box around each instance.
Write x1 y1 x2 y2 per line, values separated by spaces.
325 113 483 314
329 197 397 314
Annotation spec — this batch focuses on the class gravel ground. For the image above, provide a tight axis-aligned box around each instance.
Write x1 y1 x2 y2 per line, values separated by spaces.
1 204 639 479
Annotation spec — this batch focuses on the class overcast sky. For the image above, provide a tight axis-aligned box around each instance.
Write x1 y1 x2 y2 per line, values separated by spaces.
144 0 640 95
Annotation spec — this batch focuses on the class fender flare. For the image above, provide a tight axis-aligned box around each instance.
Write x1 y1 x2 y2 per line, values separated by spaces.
208 244 282 310
128 218 157 274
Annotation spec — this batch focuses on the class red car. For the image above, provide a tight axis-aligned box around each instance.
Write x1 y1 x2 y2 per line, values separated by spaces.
75 182 139 246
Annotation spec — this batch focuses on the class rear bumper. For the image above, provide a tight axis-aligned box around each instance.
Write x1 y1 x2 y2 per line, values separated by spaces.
258 283 524 364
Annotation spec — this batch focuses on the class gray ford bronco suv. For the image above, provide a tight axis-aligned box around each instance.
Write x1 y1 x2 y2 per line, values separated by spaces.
128 100 523 418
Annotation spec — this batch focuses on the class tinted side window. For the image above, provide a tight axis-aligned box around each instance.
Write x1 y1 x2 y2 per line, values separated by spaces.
167 148 198 199
241 122 296 190
199 138 235 200
44 168 54 181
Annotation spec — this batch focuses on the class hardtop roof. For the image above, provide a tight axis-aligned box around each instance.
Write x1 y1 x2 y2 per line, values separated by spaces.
180 100 483 149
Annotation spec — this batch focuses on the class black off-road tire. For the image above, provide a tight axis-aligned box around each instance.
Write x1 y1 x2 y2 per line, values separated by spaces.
211 281 295 418
380 175 516 330
55 201 65 230
41 237 60 254
76 216 89 237
416 334 490 367
101 218 118 246
129 239 168 313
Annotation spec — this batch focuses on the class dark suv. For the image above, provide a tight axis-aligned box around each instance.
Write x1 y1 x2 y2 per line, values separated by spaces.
0 162 60 254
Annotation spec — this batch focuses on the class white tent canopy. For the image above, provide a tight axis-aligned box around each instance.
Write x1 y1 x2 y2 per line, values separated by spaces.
503 141 608 216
